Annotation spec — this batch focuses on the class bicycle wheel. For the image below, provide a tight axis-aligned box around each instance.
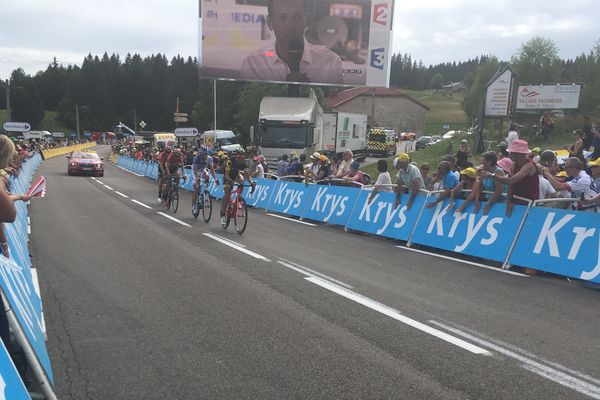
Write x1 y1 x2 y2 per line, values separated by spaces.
192 194 200 219
234 197 248 235
221 203 231 229
202 190 212 223
172 189 179 213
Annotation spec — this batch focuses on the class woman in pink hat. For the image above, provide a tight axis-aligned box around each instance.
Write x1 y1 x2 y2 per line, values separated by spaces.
480 139 539 216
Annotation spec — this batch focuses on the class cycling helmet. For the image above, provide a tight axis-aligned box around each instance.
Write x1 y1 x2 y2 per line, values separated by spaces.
232 147 245 156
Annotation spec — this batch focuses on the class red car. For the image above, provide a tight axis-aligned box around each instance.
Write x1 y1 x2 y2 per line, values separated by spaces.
67 152 104 177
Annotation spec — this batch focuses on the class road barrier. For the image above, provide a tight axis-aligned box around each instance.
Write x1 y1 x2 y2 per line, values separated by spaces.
116 156 600 284
0 153 57 399
41 141 97 159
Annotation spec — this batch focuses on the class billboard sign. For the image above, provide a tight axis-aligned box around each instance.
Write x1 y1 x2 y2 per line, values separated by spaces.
484 67 517 117
199 0 394 87
515 84 582 110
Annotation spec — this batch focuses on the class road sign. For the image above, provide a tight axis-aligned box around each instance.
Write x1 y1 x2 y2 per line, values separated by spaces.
174 127 199 137
3 122 31 132
139 121 146 129
174 116 188 123
173 112 188 118
442 124 450 130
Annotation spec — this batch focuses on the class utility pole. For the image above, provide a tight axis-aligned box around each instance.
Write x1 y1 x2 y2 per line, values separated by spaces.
5 79 11 122
75 104 80 140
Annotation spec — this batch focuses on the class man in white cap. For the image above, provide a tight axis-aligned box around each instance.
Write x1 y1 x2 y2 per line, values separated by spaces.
304 152 321 179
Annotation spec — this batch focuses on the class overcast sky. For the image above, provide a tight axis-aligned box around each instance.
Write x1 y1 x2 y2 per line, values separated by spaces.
1 0 598 80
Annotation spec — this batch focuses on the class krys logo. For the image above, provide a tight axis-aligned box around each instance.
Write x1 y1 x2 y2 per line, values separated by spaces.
309 187 349 222
245 183 270 207
520 88 540 98
426 203 504 252
358 194 410 235
272 183 304 213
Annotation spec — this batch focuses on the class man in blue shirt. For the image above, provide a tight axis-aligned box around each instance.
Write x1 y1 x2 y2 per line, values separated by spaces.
426 161 458 209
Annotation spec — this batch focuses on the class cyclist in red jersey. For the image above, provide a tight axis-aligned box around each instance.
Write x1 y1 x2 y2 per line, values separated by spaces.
158 146 185 205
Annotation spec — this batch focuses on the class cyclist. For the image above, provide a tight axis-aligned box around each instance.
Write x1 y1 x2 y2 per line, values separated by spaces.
159 146 185 205
192 146 219 215
221 148 256 224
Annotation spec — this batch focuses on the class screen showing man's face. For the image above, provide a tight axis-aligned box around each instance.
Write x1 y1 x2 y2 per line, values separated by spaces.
267 0 307 44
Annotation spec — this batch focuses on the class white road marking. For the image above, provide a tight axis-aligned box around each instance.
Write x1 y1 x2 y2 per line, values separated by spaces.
396 246 529 277
114 164 145 177
305 276 491 356
114 191 129 198
157 212 192 228
96 180 105 185
131 199 153 210
27 225 31 235
429 320 600 399
91 177 97 181
103 185 114 190
210 233 247 248
278 259 354 289
203 233 271 262
266 213 317 226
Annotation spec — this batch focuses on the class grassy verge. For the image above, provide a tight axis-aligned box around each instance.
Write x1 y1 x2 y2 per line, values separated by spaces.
403 89 469 135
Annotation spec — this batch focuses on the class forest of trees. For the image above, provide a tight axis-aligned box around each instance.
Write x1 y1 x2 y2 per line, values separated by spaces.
1 36 599 137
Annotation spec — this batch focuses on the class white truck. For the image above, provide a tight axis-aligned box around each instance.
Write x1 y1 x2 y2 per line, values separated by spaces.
254 93 368 165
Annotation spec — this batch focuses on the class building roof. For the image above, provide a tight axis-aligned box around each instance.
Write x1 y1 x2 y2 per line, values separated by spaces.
325 87 431 110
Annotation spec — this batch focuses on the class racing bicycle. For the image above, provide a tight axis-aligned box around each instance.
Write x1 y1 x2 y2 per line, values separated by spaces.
163 175 185 213
192 177 213 222
220 182 251 235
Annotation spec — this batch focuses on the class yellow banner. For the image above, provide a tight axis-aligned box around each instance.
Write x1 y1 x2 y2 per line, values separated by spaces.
41 142 97 159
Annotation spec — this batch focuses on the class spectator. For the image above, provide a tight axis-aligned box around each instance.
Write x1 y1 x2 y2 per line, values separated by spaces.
343 161 365 185
481 139 539 217
537 165 556 201
394 153 425 210
543 157 598 211
457 151 504 215
277 154 288 177
368 160 393 203
456 139 471 169
251 155 266 179
566 129 585 165
447 167 477 211
329 153 341 177
539 150 558 172
315 155 331 181
539 111 554 139
530 147 541 164
420 163 433 190
590 119 600 161
304 152 321 179
442 155 460 178
426 161 458 209
334 149 354 178
506 124 519 147
590 158 600 191
583 116 594 151
497 141 509 160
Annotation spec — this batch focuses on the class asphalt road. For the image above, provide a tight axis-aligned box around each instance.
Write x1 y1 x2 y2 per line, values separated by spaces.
30 146 600 400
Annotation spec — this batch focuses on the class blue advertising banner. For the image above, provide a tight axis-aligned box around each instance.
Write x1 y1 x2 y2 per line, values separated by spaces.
410 199 528 263
266 181 314 217
301 185 361 226
0 340 31 399
0 257 53 384
510 208 600 283
346 191 426 240
242 178 278 209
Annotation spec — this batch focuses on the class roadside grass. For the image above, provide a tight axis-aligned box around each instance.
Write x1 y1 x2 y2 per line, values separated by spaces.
403 89 469 135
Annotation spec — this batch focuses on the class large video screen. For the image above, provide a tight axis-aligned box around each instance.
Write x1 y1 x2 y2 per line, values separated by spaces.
199 0 394 87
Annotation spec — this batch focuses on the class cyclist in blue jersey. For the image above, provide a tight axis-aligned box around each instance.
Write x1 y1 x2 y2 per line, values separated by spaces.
192 146 218 215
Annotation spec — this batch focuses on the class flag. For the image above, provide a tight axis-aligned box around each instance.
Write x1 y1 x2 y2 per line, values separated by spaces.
26 176 46 198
